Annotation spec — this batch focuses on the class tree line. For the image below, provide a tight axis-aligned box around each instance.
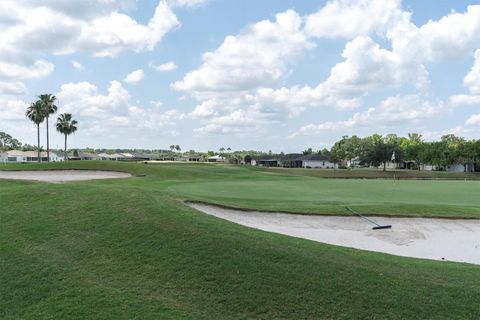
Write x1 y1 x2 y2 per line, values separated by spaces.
25 94 78 162
329 133 480 171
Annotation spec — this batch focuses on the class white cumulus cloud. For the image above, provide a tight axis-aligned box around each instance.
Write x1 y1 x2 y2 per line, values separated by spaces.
72 60 85 71
151 61 178 72
167 0 208 8
124 69 145 84
173 10 314 93
466 114 480 126
305 0 408 39
290 95 443 138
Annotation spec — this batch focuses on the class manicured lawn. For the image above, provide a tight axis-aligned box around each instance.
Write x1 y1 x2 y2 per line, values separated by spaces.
1 162 479 319
171 177 480 217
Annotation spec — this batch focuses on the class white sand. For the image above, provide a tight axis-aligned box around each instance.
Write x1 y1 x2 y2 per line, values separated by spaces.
188 203 480 265
0 170 131 183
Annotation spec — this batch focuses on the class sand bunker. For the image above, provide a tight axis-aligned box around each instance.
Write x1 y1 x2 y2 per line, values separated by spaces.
188 203 480 265
0 170 131 183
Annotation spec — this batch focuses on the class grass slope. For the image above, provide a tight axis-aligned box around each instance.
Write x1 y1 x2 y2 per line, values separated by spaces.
1 162 479 319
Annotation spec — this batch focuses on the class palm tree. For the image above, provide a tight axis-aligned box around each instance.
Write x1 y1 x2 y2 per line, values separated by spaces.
56 113 78 161
38 94 58 162
25 101 45 162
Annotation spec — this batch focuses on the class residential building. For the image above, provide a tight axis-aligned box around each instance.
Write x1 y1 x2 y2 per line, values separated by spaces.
5 150 63 162
207 155 226 163
294 154 338 169
0 151 7 163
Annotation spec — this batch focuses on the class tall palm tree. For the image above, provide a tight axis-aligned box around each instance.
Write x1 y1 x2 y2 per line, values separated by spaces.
38 94 58 162
25 101 45 162
56 113 78 161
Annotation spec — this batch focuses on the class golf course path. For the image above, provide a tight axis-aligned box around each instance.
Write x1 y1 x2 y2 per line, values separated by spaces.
0 170 131 183
188 203 480 265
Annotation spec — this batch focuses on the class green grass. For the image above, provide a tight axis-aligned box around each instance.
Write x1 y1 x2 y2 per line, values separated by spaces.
1 162 479 319
170 177 480 217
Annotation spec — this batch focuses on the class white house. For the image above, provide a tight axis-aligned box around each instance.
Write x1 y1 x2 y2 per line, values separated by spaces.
420 163 475 172
6 150 63 162
420 164 437 171
207 155 226 163
376 161 403 170
447 163 475 172
78 153 99 160
294 154 338 169
346 157 361 168
0 151 7 163
97 153 125 161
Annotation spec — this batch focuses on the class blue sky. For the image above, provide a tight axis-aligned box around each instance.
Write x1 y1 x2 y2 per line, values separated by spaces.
1 0 479 152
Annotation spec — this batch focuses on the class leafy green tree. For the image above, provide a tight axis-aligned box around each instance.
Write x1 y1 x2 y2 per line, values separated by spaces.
0 132 22 151
363 134 403 171
303 148 313 155
25 101 45 161
441 134 465 168
56 113 78 161
403 133 424 170
457 140 476 172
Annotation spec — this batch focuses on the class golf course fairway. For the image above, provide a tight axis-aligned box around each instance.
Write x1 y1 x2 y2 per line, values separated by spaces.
1 161 479 319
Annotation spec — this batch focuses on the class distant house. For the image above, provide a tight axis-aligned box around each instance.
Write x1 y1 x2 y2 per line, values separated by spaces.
447 163 475 172
346 157 361 168
67 155 81 161
420 163 476 172
174 155 203 162
376 161 403 170
0 151 7 163
97 153 121 161
186 156 203 162
255 155 281 167
294 154 338 169
207 155 226 163
133 153 156 161
117 153 134 160
78 153 99 161
419 164 436 171
6 150 62 162
280 153 303 168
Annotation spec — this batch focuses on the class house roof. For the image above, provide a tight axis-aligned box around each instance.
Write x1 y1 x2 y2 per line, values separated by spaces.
120 153 134 158
7 150 58 157
294 154 331 161
133 153 155 159
97 153 125 158
78 152 98 158
208 155 225 160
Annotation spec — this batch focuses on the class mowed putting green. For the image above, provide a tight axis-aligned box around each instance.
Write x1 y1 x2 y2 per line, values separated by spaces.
171 177 480 217
1 162 480 319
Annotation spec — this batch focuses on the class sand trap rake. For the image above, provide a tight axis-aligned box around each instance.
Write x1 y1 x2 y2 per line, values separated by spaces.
345 207 392 230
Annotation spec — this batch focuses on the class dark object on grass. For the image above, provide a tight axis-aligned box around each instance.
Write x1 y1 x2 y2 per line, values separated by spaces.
345 207 392 230
137 173 146 177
